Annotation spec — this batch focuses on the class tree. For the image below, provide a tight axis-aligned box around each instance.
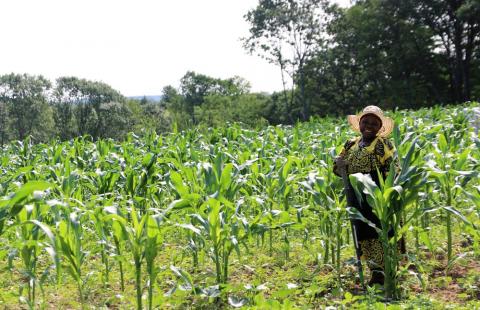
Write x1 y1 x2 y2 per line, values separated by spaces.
137 92 172 134
179 71 252 125
243 0 330 122
218 76 251 97
193 92 270 128
232 92 271 126
54 77 124 139
302 0 452 114
0 73 54 141
0 101 9 145
408 0 480 102
30 101 56 142
96 101 134 140
179 71 217 124
52 85 77 140
161 85 188 130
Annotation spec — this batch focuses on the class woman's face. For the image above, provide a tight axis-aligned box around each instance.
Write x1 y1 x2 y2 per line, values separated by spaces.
359 114 382 139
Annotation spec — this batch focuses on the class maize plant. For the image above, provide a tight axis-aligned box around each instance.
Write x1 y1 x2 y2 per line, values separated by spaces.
0 103 477 308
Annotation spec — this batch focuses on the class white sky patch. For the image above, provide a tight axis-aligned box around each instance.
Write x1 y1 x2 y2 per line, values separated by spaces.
0 0 351 97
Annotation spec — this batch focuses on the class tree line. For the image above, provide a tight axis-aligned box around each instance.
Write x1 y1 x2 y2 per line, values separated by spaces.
1 0 478 143
244 0 480 120
0 72 276 143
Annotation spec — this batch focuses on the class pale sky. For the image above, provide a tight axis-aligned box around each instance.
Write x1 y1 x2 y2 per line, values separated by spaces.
0 0 350 97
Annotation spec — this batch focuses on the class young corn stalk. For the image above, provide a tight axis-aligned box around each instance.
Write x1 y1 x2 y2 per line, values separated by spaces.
187 191 254 287
104 200 181 310
145 214 164 310
15 209 58 309
300 171 346 289
349 138 426 299
277 156 298 262
463 186 480 257
428 131 477 263
190 155 247 284
101 204 148 310
168 169 204 269
57 211 88 308
90 206 113 287
103 206 128 292
125 206 148 310
0 181 55 308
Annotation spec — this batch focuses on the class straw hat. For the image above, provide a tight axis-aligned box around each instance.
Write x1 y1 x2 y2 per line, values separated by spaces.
347 105 394 137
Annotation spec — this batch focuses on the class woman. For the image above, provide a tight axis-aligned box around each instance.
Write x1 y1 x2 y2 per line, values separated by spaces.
333 105 400 286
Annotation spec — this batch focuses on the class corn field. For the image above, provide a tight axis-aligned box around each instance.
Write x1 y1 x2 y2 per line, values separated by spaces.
0 103 479 309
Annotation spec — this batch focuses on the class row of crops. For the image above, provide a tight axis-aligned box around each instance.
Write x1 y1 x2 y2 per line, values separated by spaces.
0 103 479 308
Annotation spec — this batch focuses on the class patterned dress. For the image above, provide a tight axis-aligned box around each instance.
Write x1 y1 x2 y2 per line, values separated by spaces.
333 136 398 273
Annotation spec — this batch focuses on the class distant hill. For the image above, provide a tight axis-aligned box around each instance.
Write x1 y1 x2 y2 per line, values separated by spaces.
128 95 162 102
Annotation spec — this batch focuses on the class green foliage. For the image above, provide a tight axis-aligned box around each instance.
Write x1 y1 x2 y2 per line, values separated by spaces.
177 71 252 125
0 73 54 142
53 76 126 140
0 103 478 308
244 0 480 120
243 0 331 122
0 0 479 142
194 93 270 128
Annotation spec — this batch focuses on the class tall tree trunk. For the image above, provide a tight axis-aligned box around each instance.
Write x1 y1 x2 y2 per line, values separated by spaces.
299 65 309 121
463 22 478 101
453 17 465 102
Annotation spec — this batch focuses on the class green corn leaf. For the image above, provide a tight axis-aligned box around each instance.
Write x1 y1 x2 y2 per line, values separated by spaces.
438 133 448 153
170 171 189 197
443 206 475 228
6 181 52 216
177 223 202 235
169 199 192 211
220 163 234 193
170 265 196 294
